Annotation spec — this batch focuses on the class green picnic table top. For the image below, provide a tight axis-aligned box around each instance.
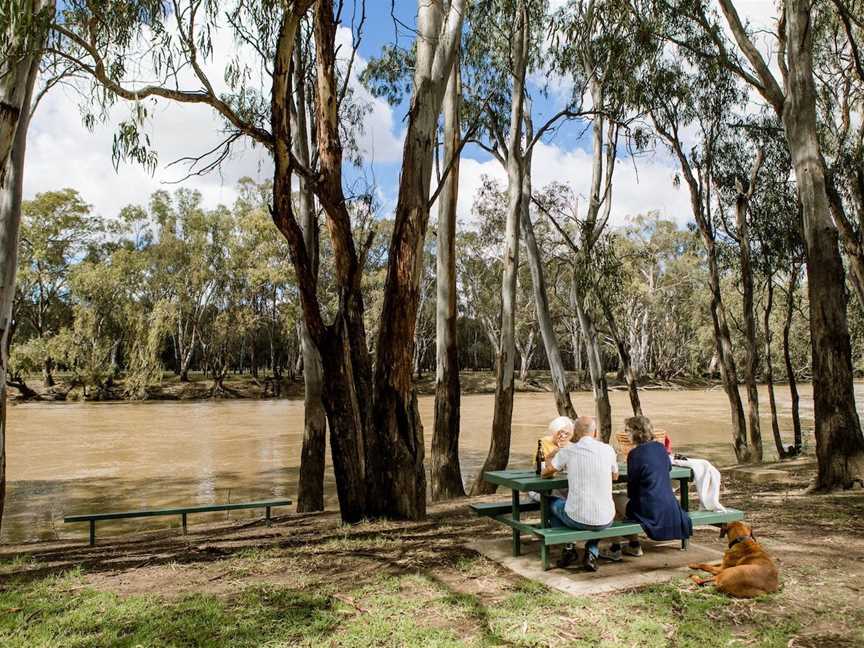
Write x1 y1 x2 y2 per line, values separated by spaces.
483 465 692 492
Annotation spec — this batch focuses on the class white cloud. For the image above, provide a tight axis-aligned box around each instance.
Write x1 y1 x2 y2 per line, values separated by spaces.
455 141 693 230
24 21 404 218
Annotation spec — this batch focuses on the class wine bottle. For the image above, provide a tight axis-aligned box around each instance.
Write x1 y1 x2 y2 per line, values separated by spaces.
535 440 544 475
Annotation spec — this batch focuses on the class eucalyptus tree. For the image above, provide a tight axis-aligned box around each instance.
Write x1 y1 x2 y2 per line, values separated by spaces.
364 0 466 518
653 0 864 488
714 131 767 463
543 0 649 442
361 32 468 500
0 0 55 534
468 0 530 495
50 0 471 520
740 125 806 459
42 1 331 519
431 48 465 500
460 0 583 435
643 55 757 463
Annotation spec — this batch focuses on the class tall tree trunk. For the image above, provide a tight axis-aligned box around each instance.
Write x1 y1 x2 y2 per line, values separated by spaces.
572 272 612 441
41 358 53 388
370 0 466 516
763 273 786 460
718 0 864 487
659 119 750 463
178 324 195 382
271 3 370 523
783 265 803 453
598 297 642 417
291 33 328 514
471 2 527 495
519 118 577 419
571 325 583 378
735 155 764 462
783 2 864 487
706 235 750 462
517 329 535 383
0 1 49 534
431 53 465 501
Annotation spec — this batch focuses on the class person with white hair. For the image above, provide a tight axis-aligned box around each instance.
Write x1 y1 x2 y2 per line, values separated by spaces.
542 416 619 571
542 416 575 458
528 416 574 504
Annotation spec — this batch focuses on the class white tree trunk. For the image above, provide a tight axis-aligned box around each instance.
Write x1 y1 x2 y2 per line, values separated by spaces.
571 272 611 441
0 1 49 531
519 128 577 418
431 52 465 500
472 0 527 495
292 36 328 513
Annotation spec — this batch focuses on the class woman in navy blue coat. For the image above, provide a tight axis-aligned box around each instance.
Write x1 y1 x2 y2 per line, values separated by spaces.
609 416 692 559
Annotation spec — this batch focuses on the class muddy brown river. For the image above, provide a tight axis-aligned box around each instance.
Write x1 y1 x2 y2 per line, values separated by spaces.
3 385 823 544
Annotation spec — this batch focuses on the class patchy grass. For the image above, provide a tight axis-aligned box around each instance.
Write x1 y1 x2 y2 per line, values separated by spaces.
0 570 340 648
0 563 812 648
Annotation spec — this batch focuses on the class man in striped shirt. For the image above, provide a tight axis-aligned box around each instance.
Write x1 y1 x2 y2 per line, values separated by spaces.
542 416 618 571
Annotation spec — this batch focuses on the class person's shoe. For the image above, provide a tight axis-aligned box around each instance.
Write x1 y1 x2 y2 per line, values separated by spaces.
557 544 577 568
583 551 599 572
598 545 622 562
623 541 643 557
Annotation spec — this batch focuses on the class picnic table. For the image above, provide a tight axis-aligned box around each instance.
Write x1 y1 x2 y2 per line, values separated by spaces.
472 465 744 570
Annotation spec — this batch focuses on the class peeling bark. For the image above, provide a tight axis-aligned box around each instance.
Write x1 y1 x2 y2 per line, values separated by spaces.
369 0 466 518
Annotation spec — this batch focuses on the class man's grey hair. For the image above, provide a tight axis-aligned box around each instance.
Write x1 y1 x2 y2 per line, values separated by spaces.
572 416 597 439
547 416 574 436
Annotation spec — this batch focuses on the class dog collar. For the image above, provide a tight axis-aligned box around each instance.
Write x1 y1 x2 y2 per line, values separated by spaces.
728 535 754 549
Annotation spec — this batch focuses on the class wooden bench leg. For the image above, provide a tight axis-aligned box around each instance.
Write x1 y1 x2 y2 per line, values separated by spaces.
89 520 96 546
266 506 272 527
182 513 188 535
511 490 521 557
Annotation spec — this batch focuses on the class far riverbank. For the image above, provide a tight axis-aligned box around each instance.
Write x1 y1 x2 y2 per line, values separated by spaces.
7 370 740 403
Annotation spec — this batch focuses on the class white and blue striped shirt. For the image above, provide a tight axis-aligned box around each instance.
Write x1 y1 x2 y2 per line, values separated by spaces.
551 436 618 526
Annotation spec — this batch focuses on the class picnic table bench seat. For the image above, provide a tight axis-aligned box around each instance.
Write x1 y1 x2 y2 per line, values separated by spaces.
64 499 292 546
473 502 744 570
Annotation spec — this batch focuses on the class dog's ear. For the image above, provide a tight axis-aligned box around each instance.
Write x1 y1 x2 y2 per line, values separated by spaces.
719 524 728 539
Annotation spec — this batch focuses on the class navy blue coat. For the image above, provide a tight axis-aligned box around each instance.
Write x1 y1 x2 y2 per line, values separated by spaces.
626 441 693 541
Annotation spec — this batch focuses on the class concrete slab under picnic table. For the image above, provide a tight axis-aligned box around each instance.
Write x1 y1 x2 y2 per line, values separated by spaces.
469 535 724 596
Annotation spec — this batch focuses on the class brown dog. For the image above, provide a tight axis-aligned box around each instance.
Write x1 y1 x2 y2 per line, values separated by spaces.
689 521 779 598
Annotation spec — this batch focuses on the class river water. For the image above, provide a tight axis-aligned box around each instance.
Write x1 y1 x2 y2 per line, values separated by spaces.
3 384 821 544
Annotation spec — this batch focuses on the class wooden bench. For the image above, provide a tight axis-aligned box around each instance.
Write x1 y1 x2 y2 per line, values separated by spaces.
477 506 743 570
64 499 292 546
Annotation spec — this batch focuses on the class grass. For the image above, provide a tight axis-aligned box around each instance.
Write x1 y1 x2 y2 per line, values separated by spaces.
0 562 807 648
0 570 340 648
